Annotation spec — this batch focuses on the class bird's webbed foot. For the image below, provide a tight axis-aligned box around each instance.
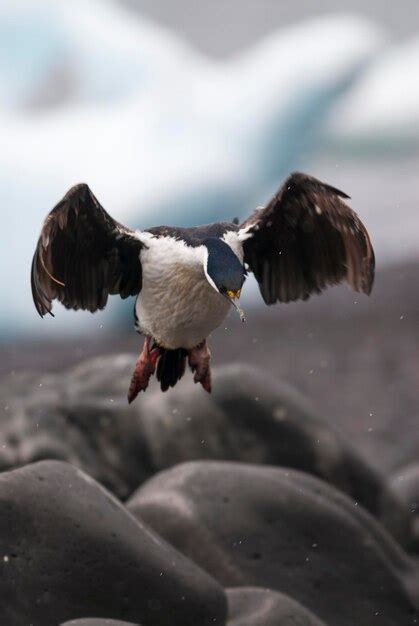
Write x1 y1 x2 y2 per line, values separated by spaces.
188 340 212 393
128 337 162 403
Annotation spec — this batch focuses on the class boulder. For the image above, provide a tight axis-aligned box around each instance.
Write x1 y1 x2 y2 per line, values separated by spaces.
0 358 410 546
137 362 409 545
0 356 152 498
0 460 226 626
387 463 419 552
227 587 326 625
128 461 418 626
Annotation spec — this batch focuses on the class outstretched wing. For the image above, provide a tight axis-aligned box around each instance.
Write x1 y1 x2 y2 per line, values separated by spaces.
31 183 144 317
240 172 375 304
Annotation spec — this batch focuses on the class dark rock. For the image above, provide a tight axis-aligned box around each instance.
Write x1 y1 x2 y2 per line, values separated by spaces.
61 621 139 626
0 460 226 626
0 356 152 498
0 358 410 547
139 362 409 546
387 464 419 552
128 461 418 626
226 587 326 625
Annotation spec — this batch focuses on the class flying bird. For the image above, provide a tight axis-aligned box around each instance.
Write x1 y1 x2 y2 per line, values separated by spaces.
31 173 374 402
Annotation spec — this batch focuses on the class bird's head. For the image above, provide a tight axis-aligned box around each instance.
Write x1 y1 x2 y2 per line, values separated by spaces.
203 238 246 321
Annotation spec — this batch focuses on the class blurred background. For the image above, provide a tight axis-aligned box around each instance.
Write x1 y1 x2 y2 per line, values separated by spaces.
0 0 418 474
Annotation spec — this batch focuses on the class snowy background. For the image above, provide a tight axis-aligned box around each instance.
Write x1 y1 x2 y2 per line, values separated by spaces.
0 0 418 340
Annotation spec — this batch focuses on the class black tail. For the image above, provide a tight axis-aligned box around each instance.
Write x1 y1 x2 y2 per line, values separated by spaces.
156 348 188 392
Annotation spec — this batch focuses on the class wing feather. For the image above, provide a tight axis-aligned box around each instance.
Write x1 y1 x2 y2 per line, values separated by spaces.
31 183 144 317
241 172 374 304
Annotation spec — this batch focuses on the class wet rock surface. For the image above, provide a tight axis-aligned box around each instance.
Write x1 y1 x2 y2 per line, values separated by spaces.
0 355 418 625
226 587 326 626
0 359 410 546
128 461 418 626
388 464 419 552
0 460 226 626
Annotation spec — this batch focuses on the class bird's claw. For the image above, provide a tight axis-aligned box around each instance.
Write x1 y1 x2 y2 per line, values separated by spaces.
188 340 212 393
128 338 161 403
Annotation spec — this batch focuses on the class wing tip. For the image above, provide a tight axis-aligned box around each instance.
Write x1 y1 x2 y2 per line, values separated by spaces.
350 259 375 297
66 182 90 194
61 182 93 205
33 295 54 318
331 185 351 200
364 270 375 296
288 171 351 199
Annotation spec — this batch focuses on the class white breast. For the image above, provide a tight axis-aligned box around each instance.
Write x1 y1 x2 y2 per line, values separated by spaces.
135 234 232 350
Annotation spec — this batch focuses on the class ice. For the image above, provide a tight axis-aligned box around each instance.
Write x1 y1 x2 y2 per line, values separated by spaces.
0 0 200 109
328 36 419 150
0 1 383 338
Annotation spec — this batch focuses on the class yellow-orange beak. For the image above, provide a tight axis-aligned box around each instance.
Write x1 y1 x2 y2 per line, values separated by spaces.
225 289 245 322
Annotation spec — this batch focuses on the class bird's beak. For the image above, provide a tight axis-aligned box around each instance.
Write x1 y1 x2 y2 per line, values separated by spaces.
226 289 246 322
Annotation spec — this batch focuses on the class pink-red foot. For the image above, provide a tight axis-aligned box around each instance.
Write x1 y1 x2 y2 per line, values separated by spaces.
188 340 212 393
128 338 162 403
